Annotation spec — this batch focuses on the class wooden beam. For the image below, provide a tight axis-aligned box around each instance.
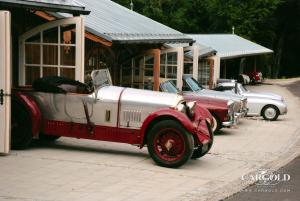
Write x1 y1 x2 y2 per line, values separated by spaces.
34 11 56 21
85 32 112 47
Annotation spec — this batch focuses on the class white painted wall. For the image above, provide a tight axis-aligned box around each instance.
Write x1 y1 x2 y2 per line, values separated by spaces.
0 11 11 154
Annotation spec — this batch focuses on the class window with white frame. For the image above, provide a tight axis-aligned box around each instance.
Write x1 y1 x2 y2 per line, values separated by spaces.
19 17 84 85
160 52 178 85
198 60 210 87
120 55 155 90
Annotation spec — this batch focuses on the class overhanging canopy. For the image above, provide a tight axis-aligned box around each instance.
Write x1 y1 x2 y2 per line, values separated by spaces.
57 0 192 44
188 34 273 59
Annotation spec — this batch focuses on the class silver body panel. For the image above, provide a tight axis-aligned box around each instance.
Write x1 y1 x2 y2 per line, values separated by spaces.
217 83 287 116
27 85 183 130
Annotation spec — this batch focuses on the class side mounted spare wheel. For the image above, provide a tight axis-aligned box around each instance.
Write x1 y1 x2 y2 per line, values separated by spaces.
11 100 33 149
147 119 194 168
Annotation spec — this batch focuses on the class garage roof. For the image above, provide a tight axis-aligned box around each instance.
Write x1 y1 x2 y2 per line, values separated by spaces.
0 0 90 15
188 34 273 59
57 0 192 44
165 43 217 58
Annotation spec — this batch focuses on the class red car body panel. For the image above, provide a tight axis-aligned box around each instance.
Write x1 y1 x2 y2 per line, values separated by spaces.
13 91 42 137
245 71 262 82
42 120 141 145
183 93 229 123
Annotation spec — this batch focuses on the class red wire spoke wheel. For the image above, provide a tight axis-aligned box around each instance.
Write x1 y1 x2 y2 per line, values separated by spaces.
147 120 194 168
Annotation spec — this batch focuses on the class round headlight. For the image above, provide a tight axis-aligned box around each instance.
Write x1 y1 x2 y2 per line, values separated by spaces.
186 101 196 119
176 103 186 113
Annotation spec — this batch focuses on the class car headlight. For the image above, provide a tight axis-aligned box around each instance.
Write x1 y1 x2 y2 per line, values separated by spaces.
227 100 234 114
176 103 186 113
186 101 196 119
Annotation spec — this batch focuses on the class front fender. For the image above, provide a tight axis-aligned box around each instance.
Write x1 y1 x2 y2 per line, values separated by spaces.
13 91 42 137
139 108 195 148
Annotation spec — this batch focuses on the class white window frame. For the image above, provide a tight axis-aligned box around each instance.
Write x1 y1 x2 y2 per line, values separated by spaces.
183 45 199 79
160 47 184 90
19 17 84 85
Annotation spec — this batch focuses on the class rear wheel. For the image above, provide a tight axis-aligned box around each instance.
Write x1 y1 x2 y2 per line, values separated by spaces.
147 120 194 168
262 105 279 121
11 101 33 149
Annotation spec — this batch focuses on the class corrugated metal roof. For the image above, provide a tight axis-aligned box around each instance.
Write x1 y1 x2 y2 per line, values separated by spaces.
165 43 217 58
188 34 273 59
0 0 89 14
58 0 192 44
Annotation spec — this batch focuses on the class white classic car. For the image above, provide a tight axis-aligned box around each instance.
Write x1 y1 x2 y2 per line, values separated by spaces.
214 82 287 121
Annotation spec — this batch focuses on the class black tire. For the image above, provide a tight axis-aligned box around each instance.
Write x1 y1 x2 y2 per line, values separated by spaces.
147 120 194 168
212 114 221 133
39 134 61 142
191 122 214 159
11 100 33 149
262 105 279 121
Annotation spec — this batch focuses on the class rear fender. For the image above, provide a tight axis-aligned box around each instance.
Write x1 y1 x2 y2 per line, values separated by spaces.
13 92 42 137
139 108 195 148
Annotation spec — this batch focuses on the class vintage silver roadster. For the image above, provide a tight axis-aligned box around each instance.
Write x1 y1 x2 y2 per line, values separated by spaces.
215 82 287 121
11 70 213 168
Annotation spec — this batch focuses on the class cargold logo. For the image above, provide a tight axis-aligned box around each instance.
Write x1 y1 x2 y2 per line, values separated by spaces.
242 169 291 186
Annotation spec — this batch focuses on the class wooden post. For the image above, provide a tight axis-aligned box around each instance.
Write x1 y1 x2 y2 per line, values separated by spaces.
153 49 161 91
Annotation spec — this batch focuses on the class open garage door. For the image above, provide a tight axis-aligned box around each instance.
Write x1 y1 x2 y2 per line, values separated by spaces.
0 11 11 154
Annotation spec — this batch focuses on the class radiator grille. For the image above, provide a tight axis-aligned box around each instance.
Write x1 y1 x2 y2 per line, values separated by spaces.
123 110 142 122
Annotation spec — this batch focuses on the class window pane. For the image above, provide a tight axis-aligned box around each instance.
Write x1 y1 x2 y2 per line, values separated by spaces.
160 65 165 78
145 55 154 65
26 33 40 43
26 66 40 85
61 68 75 79
167 66 177 78
160 53 166 65
61 46 75 66
61 24 76 44
145 70 153 76
184 62 193 74
167 53 177 65
25 44 40 64
43 67 58 77
43 45 58 65
43 27 58 43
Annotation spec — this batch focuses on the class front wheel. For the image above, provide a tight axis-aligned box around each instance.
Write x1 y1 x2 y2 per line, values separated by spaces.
212 114 221 133
147 120 194 168
262 105 279 121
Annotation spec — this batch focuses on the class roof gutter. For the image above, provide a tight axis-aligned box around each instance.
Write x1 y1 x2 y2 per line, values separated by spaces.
0 0 90 15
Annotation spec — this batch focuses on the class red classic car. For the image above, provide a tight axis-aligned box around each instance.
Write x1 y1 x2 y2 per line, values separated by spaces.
244 71 263 84
160 81 235 133
11 70 213 168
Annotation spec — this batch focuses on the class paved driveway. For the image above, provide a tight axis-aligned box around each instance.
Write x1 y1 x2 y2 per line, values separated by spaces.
1 80 300 201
